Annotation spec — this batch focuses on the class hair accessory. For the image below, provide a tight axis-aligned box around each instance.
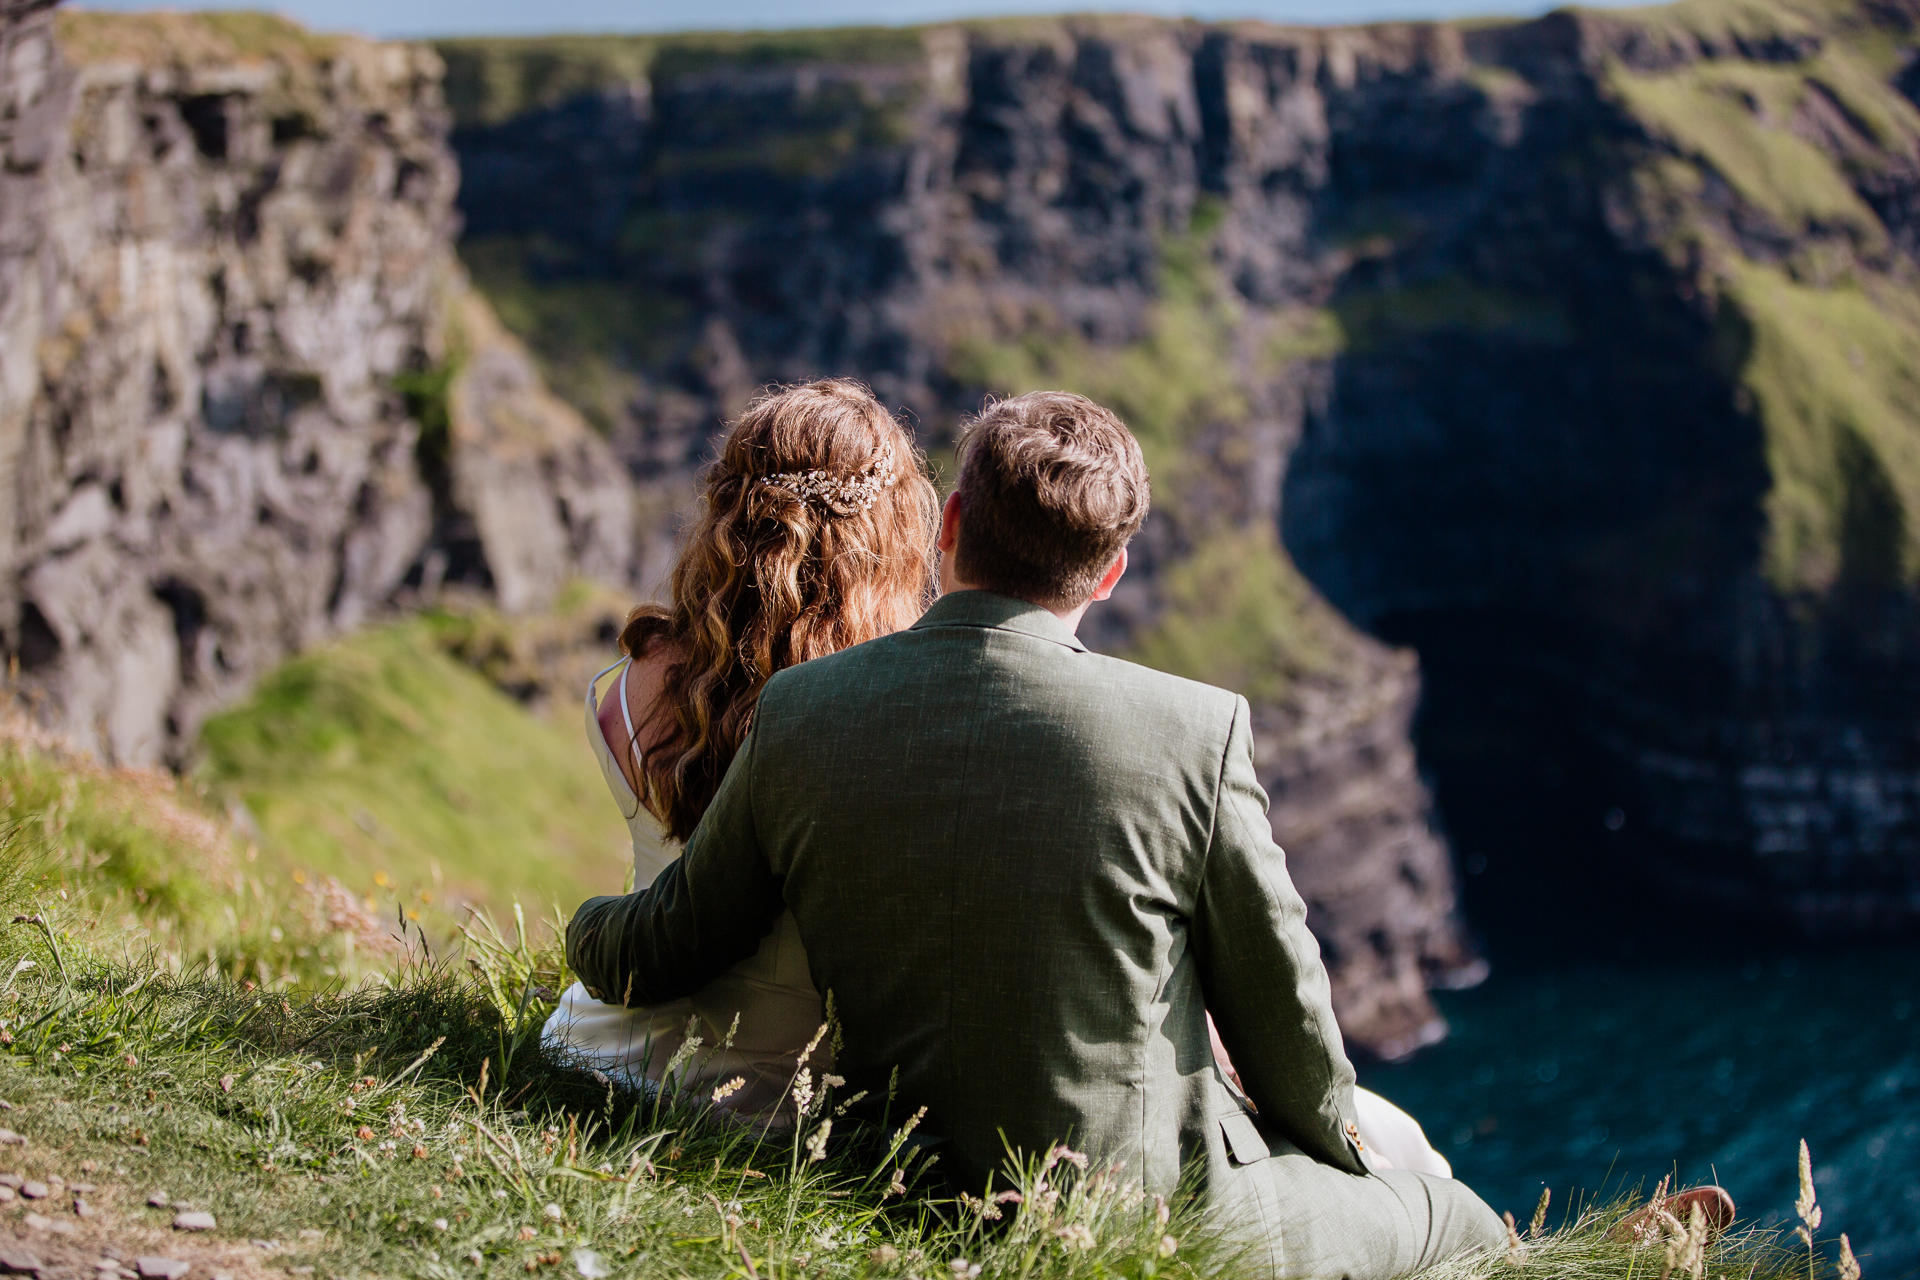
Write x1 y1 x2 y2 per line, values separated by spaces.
761 440 898 515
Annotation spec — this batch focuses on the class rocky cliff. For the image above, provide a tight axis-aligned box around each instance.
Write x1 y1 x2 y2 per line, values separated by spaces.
0 7 632 767
440 0 1920 1051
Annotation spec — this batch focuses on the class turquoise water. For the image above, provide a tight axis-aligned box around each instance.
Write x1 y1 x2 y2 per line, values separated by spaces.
1358 945 1920 1277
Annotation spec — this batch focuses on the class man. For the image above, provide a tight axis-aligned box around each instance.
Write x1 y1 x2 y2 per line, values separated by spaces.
568 391 1507 1279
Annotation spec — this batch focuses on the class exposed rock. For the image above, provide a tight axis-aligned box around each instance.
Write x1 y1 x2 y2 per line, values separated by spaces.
0 6 634 766
0 1246 44 1275
171 1212 216 1232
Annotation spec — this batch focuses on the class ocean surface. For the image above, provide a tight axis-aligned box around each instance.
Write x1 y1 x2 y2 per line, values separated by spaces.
1359 944 1920 1278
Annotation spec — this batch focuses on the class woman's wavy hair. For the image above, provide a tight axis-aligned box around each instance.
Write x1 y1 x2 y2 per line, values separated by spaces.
620 379 939 843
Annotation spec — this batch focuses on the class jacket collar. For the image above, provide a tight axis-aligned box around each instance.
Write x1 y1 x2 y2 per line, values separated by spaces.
909 590 1090 653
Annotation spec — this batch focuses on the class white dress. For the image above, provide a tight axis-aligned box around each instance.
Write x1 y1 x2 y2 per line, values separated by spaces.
541 661 824 1114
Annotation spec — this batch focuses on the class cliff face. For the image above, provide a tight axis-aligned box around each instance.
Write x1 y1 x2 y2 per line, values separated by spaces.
0 9 632 766
442 0 1920 1051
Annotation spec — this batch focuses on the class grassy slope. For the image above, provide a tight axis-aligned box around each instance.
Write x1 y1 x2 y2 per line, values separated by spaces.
1597 0 1920 592
0 827 1832 1280
195 618 636 923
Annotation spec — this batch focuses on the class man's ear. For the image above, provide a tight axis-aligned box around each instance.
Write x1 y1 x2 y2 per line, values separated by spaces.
937 491 963 554
1089 546 1128 602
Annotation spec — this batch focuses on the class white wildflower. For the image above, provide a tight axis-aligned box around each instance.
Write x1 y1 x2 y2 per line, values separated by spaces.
804 1119 833 1163
1054 1224 1095 1251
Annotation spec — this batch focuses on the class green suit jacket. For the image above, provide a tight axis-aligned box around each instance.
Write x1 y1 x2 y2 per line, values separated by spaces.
569 589 1370 1197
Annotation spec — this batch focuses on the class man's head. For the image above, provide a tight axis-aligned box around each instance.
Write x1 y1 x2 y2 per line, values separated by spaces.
941 391 1151 613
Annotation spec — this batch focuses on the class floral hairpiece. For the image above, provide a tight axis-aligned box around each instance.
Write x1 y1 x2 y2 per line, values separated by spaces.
760 440 898 516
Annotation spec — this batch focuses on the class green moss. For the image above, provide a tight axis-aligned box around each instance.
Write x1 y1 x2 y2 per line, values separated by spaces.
434 36 660 128
1127 528 1346 701
1607 59 1882 236
434 27 925 129
1803 47 1920 154
1723 263 1920 590
1265 308 1348 367
1585 0 1828 54
53 9 341 68
196 621 634 915
459 238 675 437
395 361 458 476
647 26 926 80
945 204 1246 485
1332 277 1571 351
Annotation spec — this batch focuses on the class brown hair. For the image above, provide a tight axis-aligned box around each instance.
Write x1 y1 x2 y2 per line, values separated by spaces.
951 391 1151 610
621 379 939 843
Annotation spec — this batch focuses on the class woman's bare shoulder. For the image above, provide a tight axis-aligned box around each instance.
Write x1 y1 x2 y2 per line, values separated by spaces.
595 637 686 773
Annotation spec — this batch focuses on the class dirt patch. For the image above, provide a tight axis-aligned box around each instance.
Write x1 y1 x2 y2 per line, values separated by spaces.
0 1166 309 1280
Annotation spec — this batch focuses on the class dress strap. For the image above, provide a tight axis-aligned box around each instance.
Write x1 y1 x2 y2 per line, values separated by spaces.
619 657 638 742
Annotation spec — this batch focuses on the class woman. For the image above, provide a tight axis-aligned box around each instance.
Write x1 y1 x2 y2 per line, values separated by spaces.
544 378 1452 1176
542 379 939 1113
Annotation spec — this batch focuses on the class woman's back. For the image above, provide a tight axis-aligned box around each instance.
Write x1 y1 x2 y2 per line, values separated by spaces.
542 379 939 1115
541 656 820 1112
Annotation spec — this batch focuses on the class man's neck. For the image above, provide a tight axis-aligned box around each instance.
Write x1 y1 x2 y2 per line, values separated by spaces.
940 576 1092 635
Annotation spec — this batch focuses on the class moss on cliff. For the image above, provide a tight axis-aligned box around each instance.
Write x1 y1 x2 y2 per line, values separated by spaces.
945 206 1246 487
436 27 925 128
1128 527 1347 701
1607 59 1882 238
1725 263 1920 590
52 8 341 68
459 238 671 437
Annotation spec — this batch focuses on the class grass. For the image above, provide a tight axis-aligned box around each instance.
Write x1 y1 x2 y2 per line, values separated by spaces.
193 618 635 930
51 9 343 69
1126 528 1348 703
0 818 1238 1280
1606 60 1881 239
943 199 1248 491
1722 263 1920 591
435 28 926 129
0 812 1861 1280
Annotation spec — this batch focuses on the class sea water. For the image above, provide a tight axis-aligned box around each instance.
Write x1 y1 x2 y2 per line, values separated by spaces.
1359 944 1920 1277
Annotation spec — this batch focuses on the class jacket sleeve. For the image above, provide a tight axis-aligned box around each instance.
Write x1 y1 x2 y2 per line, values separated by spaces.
1193 695 1369 1176
565 725 785 1007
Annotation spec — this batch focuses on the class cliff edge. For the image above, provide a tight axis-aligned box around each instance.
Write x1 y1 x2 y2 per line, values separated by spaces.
0 7 634 766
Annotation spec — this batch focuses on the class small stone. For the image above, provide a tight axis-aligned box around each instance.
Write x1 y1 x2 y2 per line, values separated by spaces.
78 1161 96 1173
0 1100 13 1110
74 1199 94 1219
0 1187 13 1203
102 1249 127 1263
0 1247 43 1275
0 1175 20 1188
136 1260 189 1280
20 1182 46 1200
22 1213 72 1235
173 1211 216 1232
147 1192 170 1208
69 1182 93 1194
0 1130 25 1146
